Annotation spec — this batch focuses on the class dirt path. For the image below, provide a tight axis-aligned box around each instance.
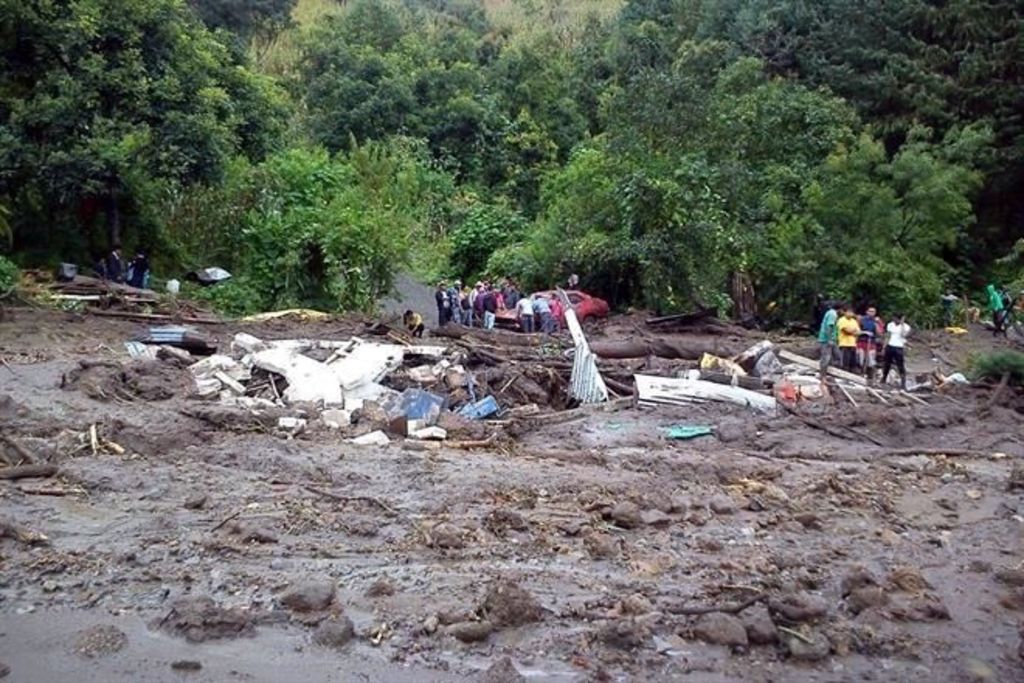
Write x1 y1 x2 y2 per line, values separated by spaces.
1 309 1022 682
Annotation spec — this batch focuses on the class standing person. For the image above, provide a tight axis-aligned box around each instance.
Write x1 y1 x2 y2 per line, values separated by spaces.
516 293 534 333
105 245 125 283
472 282 485 327
460 286 472 325
403 310 425 338
549 295 564 333
447 281 461 322
857 306 882 383
882 313 911 389
817 300 838 378
505 281 520 309
435 282 450 327
987 284 1007 336
532 293 552 334
941 292 959 327
482 286 498 330
126 251 150 289
837 306 861 371
567 273 580 289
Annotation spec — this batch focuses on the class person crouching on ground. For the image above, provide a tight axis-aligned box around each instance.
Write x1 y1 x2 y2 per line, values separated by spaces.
882 313 910 389
403 310 425 338
837 305 860 372
817 300 838 378
857 305 882 384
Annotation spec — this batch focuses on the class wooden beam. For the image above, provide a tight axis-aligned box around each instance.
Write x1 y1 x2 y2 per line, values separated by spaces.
777 349 867 385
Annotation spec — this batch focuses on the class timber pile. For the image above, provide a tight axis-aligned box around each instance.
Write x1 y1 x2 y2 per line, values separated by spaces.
28 273 221 324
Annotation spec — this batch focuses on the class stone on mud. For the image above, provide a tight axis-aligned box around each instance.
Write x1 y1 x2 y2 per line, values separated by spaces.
447 620 494 643
785 629 831 661
313 616 355 649
365 578 396 597
153 596 255 643
281 580 336 613
693 612 748 647
475 656 526 682
425 522 465 549
640 509 671 526
769 592 829 624
74 624 127 658
480 581 544 628
846 587 889 614
584 532 619 559
708 495 739 515
596 618 650 650
840 566 879 596
742 605 778 645
609 501 642 529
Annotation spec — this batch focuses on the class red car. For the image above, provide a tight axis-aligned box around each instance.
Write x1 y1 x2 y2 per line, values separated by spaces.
496 290 610 330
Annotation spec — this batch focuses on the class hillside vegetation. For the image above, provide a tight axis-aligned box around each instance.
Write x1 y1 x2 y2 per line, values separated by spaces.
2 0 1022 319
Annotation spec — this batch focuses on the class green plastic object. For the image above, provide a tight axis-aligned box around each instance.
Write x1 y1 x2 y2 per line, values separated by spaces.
666 425 714 440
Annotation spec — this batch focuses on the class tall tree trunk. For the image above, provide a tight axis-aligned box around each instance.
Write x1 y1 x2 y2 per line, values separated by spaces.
105 181 121 248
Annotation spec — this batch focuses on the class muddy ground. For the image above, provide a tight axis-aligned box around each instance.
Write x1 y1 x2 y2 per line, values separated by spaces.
1 308 1023 682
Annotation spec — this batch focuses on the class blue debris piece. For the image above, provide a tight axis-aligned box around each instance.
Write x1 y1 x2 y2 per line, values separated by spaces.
666 425 714 440
458 396 500 420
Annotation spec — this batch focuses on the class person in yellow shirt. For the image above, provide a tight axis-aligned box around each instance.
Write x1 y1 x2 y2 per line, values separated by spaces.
837 305 861 371
403 310 425 338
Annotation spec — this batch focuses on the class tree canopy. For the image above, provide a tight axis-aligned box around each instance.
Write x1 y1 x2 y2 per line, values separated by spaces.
1 0 1020 321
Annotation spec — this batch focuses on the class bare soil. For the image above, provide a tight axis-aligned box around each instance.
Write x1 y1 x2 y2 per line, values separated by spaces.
1 308 1023 682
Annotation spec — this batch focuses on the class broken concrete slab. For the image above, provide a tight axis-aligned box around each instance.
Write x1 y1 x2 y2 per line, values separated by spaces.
350 431 390 446
251 347 343 406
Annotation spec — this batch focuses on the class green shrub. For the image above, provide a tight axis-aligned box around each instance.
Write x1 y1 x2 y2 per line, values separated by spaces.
0 255 18 292
968 350 1024 385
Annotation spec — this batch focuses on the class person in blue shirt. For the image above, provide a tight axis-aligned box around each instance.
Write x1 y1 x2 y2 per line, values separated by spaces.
817 300 838 377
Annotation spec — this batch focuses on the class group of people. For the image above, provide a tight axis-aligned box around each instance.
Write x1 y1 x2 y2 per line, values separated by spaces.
428 279 565 333
817 301 910 388
93 246 151 289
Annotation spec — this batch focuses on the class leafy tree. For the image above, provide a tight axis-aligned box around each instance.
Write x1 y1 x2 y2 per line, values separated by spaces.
0 0 286 258
188 0 297 43
449 201 527 279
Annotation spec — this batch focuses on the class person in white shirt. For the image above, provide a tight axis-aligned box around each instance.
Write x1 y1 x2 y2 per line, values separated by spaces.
516 295 534 333
882 313 910 389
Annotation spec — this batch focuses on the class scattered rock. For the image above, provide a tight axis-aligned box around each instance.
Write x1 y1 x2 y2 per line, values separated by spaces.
995 568 1024 587
967 559 992 574
422 614 440 635
887 566 930 592
963 656 997 681
584 532 619 559
793 512 822 530
840 566 879 596
475 656 526 683
153 596 255 643
74 624 127 658
280 580 336 613
313 616 355 649
170 660 202 672
484 509 528 534
769 592 829 624
998 589 1024 612
230 522 278 544
644 491 674 514
447 620 494 643
640 509 671 526
785 629 831 661
619 593 654 616
183 492 207 510
425 522 465 549
596 618 650 649
742 605 778 645
479 581 544 627
365 579 396 597
846 587 889 615
693 612 748 647
609 501 642 529
708 495 738 515
889 594 952 621
1008 463 1024 491
0 662 8 679
669 493 692 513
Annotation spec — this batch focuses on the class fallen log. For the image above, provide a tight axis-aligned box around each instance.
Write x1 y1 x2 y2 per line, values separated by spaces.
0 518 50 545
665 592 767 616
777 349 867 385
431 324 565 349
699 370 769 391
0 464 58 480
877 447 994 458
89 309 221 325
0 435 35 465
592 340 742 361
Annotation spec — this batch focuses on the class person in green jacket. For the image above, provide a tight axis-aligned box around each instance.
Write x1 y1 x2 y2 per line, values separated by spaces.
817 300 839 377
987 284 1007 336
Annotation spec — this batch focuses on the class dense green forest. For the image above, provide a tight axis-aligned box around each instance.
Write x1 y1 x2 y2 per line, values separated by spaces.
2 0 1022 321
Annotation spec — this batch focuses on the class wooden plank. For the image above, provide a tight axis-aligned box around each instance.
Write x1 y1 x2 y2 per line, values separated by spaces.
777 349 867 385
